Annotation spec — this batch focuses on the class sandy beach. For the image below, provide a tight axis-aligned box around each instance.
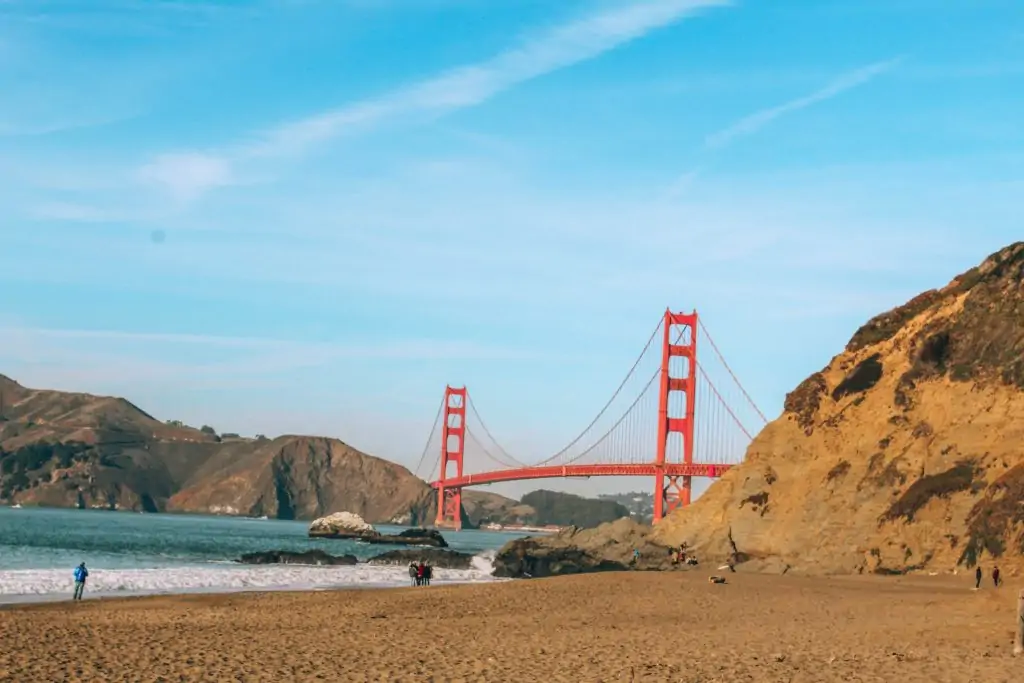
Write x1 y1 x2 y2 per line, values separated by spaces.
0 571 1019 682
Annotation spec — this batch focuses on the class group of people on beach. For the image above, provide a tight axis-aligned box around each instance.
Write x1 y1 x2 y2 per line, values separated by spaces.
628 544 699 568
670 543 698 566
974 565 1001 589
408 562 433 586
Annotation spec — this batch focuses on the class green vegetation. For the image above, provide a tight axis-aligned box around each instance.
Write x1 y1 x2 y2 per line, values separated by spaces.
517 490 630 528
827 460 851 482
846 290 943 352
959 463 1024 567
782 372 827 433
0 441 92 499
740 491 769 517
831 354 883 401
879 461 977 524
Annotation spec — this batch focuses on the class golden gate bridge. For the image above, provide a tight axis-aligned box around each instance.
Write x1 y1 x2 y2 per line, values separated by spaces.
413 309 767 530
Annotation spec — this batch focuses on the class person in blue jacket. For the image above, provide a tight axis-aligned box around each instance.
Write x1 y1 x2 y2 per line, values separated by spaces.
73 562 89 600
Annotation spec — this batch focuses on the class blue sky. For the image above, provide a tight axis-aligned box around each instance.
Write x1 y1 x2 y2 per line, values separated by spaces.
1 0 1022 498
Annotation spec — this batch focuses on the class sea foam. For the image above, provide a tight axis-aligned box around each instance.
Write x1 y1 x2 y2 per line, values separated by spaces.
470 549 497 574
0 555 502 603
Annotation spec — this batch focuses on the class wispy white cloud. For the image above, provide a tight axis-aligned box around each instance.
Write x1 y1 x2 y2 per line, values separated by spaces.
249 0 729 157
140 0 730 198
0 325 578 362
136 152 235 202
0 111 138 137
705 57 903 148
7 155 993 334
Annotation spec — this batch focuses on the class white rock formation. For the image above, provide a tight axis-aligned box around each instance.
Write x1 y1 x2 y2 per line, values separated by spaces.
308 511 378 537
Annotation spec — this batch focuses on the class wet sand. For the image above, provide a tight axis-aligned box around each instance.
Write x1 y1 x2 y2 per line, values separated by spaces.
0 571 1019 682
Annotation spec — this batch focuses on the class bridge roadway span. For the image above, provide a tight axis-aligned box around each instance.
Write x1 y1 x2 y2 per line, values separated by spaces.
430 463 733 489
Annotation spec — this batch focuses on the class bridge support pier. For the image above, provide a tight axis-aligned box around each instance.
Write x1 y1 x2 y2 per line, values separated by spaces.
653 310 697 523
434 386 467 530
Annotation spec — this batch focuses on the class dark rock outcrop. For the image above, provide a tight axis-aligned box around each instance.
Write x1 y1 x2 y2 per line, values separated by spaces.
237 549 358 566
367 548 474 569
492 543 626 578
362 528 448 548
492 518 673 578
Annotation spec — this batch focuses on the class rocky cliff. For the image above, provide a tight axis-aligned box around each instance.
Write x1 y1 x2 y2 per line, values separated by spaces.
166 435 445 523
461 490 517 526
0 374 222 511
493 518 671 578
1 374 647 528
652 242 1024 575
0 375 449 523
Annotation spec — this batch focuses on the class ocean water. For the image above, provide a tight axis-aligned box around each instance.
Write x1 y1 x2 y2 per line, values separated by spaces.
0 507 532 603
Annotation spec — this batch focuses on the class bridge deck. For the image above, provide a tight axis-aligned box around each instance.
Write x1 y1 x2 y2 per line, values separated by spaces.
430 463 733 489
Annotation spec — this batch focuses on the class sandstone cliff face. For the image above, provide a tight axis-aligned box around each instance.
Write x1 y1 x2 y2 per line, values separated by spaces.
652 243 1024 575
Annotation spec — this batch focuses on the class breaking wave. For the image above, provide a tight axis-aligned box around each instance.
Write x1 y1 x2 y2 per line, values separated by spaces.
0 555 503 603
470 549 496 574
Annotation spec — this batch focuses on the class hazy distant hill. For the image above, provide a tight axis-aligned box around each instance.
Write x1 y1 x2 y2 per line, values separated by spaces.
466 488 631 529
0 375 626 528
0 374 453 523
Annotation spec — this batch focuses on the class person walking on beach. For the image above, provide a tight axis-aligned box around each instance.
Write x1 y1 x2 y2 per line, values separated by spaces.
408 562 418 587
416 562 425 586
73 562 89 600
423 564 432 586
993 565 1001 587
975 566 982 589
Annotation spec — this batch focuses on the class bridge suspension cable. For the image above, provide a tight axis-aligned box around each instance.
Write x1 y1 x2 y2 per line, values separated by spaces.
551 356 662 467
413 392 445 479
463 427 528 471
529 312 665 467
450 312 666 470
696 363 753 441
534 317 691 467
431 310 763 484
464 393 532 469
697 318 768 425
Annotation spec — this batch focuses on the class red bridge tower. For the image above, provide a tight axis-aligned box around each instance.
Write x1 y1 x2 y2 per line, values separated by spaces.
653 309 697 522
432 310 703 529
434 385 467 530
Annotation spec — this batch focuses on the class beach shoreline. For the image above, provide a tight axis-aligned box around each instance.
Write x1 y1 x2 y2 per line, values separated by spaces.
0 558 504 607
0 581 392 608
2 570 1018 682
